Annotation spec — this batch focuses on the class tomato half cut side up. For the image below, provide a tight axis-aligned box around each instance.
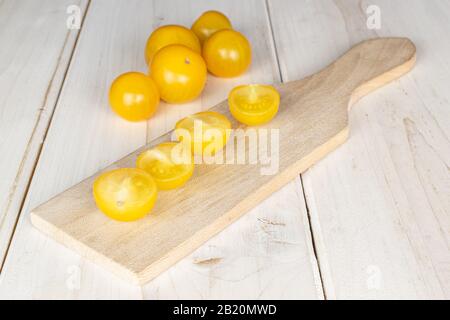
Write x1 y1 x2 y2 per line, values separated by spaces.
228 84 280 126
175 111 232 156
93 168 157 222
136 142 194 190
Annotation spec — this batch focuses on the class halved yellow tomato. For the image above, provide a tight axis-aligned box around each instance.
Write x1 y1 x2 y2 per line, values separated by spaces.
202 29 251 77
150 44 207 103
175 111 231 156
191 10 232 45
136 142 194 190
228 84 280 125
93 168 157 222
109 72 160 122
145 25 201 65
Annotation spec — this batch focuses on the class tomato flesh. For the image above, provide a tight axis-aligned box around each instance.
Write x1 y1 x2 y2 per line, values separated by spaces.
136 142 194 190
175 111 231 156
93 168 157 221
228 84 280 125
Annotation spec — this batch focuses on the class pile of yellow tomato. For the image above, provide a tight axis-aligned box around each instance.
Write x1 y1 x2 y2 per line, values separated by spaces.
109 10 251 121
94 11 280 221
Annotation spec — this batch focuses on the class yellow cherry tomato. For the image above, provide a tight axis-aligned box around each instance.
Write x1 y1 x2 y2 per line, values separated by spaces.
150 44 207 103
93 168 157 222
202 29 251 77
145 25 201 65
175 111 231 156
228 84 280 126
109 72 160 122
136 142 194 190
191 10 232 45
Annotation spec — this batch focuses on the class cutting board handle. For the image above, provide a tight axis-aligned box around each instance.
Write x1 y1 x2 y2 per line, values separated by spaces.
282 37 416 114
334 38 416 109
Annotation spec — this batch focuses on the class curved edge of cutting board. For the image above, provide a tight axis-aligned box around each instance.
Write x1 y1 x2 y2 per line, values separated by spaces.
30 37 417 285
348 39 416 107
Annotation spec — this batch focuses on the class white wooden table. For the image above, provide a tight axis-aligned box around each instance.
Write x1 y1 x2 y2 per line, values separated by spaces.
0 0 448 299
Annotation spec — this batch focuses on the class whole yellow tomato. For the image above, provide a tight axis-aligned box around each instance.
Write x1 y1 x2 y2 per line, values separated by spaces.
93 168 157 222
145 25 201 65
150 44 207 103
202 29 251 77
191 10 232 44
109 72 160 122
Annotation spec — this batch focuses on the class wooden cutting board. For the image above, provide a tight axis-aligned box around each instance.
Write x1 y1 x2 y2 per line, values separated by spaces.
31 38 416 285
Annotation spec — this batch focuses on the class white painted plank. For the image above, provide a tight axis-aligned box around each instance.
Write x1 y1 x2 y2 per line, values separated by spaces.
0 0 323 299
268 0 450 299
0 0 88 264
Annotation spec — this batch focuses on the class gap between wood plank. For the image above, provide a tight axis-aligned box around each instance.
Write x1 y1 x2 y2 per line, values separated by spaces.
264 0 327 299
0 0 92 274
299 175 328 299
264 0 283 83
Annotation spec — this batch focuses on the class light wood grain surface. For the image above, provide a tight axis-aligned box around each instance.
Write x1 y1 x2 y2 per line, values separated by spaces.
0 0 448 299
